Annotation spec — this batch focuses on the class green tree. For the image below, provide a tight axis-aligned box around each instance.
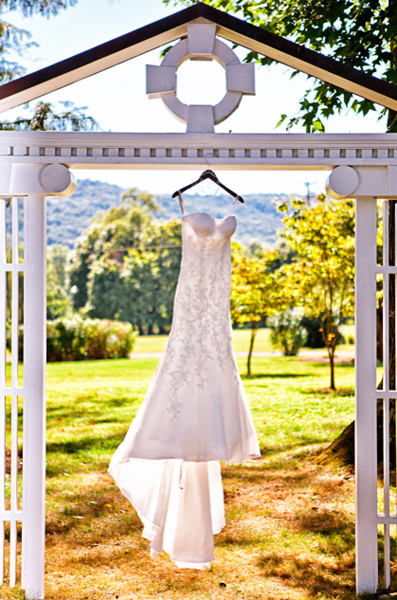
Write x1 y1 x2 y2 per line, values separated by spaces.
68 225 101 311
47 245 71 320
69 188 158 312
231 243 281 375
278 194 355 390
87 220 182 334
69 189 182 334
0 100 98 131
124 219 181 334
0 0 98 131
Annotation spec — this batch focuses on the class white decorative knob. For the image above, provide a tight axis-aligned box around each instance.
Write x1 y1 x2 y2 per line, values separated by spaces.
39 163 77 197
326 166 359 199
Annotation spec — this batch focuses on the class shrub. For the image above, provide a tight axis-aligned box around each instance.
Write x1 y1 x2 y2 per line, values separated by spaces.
47 318 87 362
268 309 307 356
7 318 136 363
300 316 325 348
47 317 136 362
299 315 345 348
84 319 134 360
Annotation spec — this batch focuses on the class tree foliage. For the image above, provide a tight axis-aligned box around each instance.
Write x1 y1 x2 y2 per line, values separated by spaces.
0 100 98 131
69 189 182 334
278 194 355 389
0 0 98 131
230 242 283 375
0 0 77 84
47 245 71 320
165 0 397 131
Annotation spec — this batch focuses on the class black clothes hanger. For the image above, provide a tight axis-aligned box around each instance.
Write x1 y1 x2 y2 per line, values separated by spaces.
172 170 244 203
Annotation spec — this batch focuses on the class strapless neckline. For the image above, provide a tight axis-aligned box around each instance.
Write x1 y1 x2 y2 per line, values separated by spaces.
182 212 236 240
182 212 236 223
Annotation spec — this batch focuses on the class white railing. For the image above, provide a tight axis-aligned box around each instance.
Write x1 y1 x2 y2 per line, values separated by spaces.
355 199 397 592
0 198 24 588
0 193 46 600
374 201 397 589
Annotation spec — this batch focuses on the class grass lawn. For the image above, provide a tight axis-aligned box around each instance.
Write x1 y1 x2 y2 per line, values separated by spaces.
3 353 364 600
133 326 356 356
132 328 275 354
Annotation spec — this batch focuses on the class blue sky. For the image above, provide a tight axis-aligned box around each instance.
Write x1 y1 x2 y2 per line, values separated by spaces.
1 0 387 196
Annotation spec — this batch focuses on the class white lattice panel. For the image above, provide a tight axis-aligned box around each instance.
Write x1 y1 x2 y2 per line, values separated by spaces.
0 198 24 589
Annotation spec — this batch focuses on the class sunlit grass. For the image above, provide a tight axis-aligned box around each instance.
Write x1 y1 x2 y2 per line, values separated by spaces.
2 354 369 599
133 326 356 356
132 328 276 354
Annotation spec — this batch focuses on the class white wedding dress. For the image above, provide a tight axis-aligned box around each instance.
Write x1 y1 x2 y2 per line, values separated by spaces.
109 194 260 569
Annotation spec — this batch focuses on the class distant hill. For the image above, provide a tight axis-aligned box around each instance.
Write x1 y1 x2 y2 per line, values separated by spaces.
47 179 291 248
47 179 124 248
154 192 287 246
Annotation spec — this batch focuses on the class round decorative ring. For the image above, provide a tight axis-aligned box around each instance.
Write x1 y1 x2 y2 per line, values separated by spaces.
146 23 255 132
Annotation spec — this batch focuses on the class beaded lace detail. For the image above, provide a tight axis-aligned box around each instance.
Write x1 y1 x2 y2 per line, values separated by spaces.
110 194 261 464
153 202 239 422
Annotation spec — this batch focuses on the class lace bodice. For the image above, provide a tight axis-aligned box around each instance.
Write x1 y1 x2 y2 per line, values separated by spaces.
159 202 239 420
176 212 236 323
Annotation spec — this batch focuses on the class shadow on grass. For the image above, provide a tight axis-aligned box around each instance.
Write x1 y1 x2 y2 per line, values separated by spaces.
46 430 128 477
241 373 315 380
46 497 142 540
47 431 127 456
303 388 354 397
47 395 140 418
44 455 361 600
256 549 355 597
219 461 357 599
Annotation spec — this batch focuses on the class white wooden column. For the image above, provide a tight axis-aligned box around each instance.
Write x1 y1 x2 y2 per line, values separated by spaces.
22 193 46 600
355 196 379 594
0 163 76 600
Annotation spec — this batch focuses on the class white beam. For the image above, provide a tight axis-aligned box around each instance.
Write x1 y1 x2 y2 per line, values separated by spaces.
1 132 397 171
0 163 76 196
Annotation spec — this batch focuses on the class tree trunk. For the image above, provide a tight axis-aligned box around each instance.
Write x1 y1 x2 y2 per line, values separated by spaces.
247 324 258 376
322 315 337 390
329 349 335 391
377 304 383 363
315 400 397 474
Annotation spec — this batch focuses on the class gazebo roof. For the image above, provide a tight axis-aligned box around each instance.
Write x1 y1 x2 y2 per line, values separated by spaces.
0 3 396 114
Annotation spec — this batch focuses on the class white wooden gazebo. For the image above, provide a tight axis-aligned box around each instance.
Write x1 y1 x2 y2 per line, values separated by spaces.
0 4 396 598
